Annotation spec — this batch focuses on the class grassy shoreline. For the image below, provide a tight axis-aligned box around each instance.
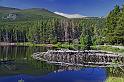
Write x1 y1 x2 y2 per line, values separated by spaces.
19 43 124 54
106 77 124 82
92 45 124 54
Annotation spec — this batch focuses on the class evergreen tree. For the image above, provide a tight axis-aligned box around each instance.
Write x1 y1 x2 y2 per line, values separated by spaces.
80 27 93 50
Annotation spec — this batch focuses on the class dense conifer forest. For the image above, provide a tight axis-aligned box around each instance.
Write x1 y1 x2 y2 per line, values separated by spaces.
0 5 123 45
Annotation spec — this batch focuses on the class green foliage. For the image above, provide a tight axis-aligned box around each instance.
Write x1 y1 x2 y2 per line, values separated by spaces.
0 17 104 45
80 34 85 49
104 5 124 45
80 27 93 50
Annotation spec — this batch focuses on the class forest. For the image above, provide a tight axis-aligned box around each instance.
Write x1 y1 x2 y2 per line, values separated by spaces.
0 5 123 45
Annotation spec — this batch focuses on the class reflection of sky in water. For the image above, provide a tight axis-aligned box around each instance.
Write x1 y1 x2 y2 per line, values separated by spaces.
0 68 107 82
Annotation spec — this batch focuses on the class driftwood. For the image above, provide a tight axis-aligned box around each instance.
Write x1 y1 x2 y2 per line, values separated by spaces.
32 50 124 67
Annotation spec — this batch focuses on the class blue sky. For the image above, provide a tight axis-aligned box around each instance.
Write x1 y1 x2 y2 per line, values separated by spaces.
0 0 124 16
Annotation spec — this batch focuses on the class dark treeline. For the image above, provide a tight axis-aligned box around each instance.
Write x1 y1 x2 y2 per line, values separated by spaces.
0 18 104 44
0 5 124 45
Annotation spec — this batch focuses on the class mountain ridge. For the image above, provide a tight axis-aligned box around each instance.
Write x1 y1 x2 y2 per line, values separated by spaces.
0 6 65 21
0 6 101 21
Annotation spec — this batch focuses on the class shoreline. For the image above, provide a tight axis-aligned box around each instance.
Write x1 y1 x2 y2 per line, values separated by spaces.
0 42 124 54
0 42 16 46
0 42 54 47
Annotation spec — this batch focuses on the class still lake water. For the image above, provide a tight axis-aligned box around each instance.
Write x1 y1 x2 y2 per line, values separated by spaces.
0 46 120 82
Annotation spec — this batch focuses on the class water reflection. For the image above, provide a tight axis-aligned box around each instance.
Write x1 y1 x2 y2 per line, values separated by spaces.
0 46 123 82
0 46 52 61
0 68 107 82
0 46 56 76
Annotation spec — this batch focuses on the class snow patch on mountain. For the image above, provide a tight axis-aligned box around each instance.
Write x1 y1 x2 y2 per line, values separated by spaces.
54 12 87 18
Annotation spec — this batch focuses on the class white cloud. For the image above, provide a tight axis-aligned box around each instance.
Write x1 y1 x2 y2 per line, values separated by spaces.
54 12 87 18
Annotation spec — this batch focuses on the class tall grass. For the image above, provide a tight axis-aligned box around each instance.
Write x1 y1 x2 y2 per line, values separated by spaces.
92 45 124 54
106 77 124 82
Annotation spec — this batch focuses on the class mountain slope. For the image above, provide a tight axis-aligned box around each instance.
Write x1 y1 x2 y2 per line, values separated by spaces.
0 6 65 21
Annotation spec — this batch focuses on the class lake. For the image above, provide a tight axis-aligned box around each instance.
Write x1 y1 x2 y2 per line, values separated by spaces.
0 46 123 82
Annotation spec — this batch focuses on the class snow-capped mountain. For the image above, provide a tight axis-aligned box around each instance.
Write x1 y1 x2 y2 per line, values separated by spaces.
54 12 87 18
